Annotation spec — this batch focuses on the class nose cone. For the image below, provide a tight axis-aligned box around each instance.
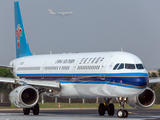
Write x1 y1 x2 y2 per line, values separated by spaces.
120 73 149 89
107 72 149 89
128 73 149 89
134 77 149 88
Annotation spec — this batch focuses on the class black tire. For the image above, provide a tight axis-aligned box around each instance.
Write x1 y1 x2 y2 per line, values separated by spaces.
108 103 114 116
123 110 128 118
98 103 105 116
23 108 30 115
32 103 39 115
117 109 124 118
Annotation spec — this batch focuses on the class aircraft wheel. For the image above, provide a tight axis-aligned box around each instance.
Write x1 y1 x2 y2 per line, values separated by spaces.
23 108 30 115
32 103 39 115
117 109 124 118
107 103 114 116
98 103 105 116
123 110 128 118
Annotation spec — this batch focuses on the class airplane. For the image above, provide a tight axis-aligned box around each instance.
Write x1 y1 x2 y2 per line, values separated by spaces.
49 9 73 16
0 1 158 118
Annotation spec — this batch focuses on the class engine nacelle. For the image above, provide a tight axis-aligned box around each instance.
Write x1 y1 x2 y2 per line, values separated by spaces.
127 87 155 109
9 85 39 108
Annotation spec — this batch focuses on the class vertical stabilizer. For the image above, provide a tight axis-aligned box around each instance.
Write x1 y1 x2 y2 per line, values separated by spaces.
14 1 32 58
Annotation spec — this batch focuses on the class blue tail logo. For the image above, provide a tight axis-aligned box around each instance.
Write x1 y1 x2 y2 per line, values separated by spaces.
14 1 32 58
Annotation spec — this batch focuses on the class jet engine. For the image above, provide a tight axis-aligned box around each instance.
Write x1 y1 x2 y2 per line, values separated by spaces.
9 85 39 108
127 87 155 109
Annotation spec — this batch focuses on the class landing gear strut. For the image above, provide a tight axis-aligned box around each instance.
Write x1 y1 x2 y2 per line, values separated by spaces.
23 103 39 115
98 98 114 116
117 97 128 118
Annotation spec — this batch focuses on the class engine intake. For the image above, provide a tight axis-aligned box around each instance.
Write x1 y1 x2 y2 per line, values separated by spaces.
9 85 39 108
127 87 156 108
127 87 155 108
138 88 154 106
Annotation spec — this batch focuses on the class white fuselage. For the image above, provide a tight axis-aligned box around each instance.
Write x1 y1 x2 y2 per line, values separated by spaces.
10 51 149 98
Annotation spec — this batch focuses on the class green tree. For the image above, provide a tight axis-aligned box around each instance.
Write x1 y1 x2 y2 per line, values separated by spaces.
151 72 158 77
158 69 160 77
149 72 152 78
0 68 14 92
150 83 157 90
0 68 14 78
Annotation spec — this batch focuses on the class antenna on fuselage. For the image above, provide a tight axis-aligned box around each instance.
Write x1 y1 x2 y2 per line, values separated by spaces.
121 47 123 52
50 50 52 54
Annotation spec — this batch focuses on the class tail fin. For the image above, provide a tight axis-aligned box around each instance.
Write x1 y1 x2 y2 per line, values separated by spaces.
49 9 56 15
14 1 32 58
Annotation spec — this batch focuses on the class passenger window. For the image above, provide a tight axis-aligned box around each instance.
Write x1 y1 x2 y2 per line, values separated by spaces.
113 63 119 70
136 64 144 69
117 63 124 70
125 64 135 69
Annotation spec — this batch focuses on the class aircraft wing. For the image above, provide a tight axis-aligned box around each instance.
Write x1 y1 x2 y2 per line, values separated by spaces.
0 65 13 69
0 77 60 90
149 77 160 83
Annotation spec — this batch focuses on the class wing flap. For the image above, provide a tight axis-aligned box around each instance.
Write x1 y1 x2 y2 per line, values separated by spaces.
0 77 60 90
22 79 60 89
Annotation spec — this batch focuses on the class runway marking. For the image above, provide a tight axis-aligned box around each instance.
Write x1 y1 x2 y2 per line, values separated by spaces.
128 112 138 115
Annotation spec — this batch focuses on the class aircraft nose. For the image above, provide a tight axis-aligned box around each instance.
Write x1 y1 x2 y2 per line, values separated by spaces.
132 76 149 88
121 74 149 88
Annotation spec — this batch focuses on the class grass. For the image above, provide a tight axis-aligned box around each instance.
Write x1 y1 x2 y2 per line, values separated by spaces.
38 102 160 109
1 102 160 109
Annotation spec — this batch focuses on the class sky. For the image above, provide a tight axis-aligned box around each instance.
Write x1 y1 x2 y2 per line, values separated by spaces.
0 0 160 70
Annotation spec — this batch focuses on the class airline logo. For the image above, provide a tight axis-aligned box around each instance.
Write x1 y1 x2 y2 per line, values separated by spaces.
16 24 22 49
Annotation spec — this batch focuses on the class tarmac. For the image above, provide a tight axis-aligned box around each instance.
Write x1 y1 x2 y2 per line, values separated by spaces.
0 108 160 120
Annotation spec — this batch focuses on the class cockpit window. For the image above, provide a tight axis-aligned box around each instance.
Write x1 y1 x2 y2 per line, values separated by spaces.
117 63 124 70
125 64 135 69
113 63 119 70
136 64 144 69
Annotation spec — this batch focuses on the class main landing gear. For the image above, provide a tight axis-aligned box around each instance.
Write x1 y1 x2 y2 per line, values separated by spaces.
23 103 39 115
98 97 129 118
98 98 114 116
117 97 128 118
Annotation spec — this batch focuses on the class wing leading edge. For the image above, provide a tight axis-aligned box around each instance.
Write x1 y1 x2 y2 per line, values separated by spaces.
149 77 160 83
0 77 60 90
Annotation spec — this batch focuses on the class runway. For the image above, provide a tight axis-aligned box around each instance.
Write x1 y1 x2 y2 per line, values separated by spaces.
0 108 160 120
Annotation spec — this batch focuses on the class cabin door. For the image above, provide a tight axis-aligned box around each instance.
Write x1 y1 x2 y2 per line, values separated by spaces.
41 61 47 79
72 59 79 80
100 56 112 80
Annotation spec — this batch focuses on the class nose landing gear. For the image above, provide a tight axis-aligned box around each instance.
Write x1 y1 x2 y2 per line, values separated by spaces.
117 97 128 118
117 109 128 118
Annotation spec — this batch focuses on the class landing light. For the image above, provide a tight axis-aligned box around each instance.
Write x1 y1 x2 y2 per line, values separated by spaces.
49 89 52 92
119 97 122 101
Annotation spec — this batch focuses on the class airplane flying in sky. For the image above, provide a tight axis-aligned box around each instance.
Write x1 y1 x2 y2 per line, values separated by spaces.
49 9 73 16
0 1 158 118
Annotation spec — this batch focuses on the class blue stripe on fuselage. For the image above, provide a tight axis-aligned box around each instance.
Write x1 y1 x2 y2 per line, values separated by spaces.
17 72 148 89
17 73 148 77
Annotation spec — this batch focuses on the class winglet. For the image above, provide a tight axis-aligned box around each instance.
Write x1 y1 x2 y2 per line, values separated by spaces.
14 1 32 58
